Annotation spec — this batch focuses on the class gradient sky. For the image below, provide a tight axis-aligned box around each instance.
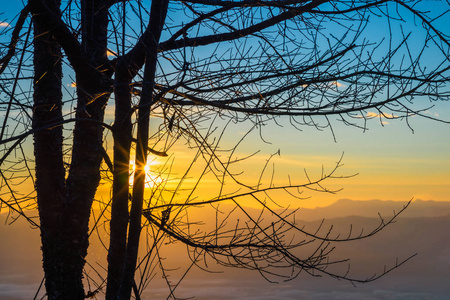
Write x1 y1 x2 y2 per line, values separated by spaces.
1 1 449 210
257 108 450 207
139 107 450 209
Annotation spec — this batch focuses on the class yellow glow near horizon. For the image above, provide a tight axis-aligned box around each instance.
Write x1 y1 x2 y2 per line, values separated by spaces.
88 113 450 211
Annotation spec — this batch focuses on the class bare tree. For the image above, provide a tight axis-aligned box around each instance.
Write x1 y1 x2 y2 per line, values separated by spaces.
0 0 449 299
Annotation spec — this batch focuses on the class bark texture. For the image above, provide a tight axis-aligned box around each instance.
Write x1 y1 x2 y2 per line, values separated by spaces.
32 0 112 298
32 0 83 298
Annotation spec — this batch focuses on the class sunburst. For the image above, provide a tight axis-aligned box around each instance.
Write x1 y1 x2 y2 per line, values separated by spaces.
129 159 163 188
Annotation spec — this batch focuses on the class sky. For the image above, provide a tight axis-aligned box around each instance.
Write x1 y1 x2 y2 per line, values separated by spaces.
90 107 450 210
257 109 450 206
1 3 450 300
153 109 450 207
1 1 450 211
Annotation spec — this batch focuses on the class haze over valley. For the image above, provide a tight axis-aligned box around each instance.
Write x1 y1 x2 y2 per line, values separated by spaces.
1 199 449 300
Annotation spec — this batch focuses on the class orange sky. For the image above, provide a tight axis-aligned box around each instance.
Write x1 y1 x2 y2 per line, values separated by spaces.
5 102 448 215
91 104 450 210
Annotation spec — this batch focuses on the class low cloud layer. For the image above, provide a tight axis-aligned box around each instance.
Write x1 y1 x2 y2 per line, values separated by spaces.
1 200 449 299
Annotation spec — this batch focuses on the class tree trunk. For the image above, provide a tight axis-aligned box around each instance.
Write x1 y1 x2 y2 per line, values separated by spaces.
116 1 170 298
32 1 85 298
32 0 112 298
60 0 112 297
106 61 133 300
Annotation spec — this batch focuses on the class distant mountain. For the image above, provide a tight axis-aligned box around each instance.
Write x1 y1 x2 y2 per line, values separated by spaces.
292 199 450 221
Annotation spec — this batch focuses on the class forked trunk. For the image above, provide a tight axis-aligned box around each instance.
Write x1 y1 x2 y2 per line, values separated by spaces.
32 0 111 298
32 1 87 298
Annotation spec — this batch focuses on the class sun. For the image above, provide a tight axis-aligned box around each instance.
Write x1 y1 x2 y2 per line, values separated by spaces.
129 159 163 188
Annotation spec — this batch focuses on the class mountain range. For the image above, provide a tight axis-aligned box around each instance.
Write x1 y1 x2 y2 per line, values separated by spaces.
293 198 450 221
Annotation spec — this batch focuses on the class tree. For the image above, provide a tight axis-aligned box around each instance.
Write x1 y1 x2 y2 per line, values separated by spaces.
0 0 449 299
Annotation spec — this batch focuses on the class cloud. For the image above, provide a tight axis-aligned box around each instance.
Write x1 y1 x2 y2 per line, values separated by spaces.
141 275 448 300
332 81 346 88
0 22 10 28
424 110 439 117
367 112 395 119
67 82 76 87
107 49 117 57
357 111 397 122
365 111 378 118
0 282 45 300
321 81 347 90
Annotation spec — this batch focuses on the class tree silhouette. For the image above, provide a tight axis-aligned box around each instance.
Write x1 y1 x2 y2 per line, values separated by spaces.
0 0 449 299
